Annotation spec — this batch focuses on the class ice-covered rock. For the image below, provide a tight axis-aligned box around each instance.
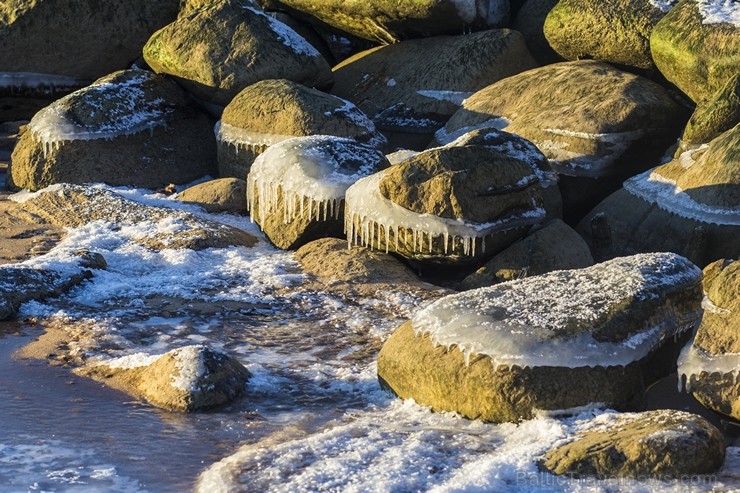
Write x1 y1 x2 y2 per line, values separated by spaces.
76 345 251 412
459 219 593 289
577 124 740 267
216 79 385 179
8 69 217 191
345 142 546 265
678 259 740 419
10 184 257 251
651 0 740 103
270 0 510 44
247 135 389 250
142 0 332 106
176 178 247 215
544 0 679 70
331 30 536 136
541 410 724 478
435 61 687 221
377 252 703 422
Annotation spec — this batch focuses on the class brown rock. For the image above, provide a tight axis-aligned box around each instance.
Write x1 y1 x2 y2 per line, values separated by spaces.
176 178 248 214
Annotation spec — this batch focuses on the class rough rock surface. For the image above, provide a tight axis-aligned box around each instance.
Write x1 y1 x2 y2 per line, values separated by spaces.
651 0 740 103
8 69 217 192
76 345 251 412
332 30 537 133
544 0 676 70
678 73 740 154
512 0 562 65
176 178 247 214
143 0 332 106
577 124 740 267
12 184 257 251
0 191 62 264
217 79 385 179
377 253 703 422
459 219 593 289
541 410 725 478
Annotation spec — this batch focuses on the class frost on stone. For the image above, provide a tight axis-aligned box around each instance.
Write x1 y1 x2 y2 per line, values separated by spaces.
27 70 175 158
344 170 545 256
247 135 386 227
410 253 702 368
170 345 213 392
0 72 90 95
696 0 740 27
243 4 322 57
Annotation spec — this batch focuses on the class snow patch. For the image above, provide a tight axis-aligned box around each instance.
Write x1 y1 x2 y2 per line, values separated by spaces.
435 117 511 146
697 0 740 27
94 352 160 369
171 345 210 392
649 0 680 13
416 90 473 105
244 6 322 57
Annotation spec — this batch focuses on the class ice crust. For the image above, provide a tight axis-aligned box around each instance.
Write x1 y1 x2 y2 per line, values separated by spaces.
215 121 294 150
247 135 384 226
411 253 702 368
416 90 473 105
344 170 545 256
434 117 511 146
678 344 740 392
697 0 740 27
27 71 173 157
244 5 322 57
170 345 210 392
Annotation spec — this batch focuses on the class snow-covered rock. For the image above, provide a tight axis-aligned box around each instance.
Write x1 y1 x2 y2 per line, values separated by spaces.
142 0 332 106
216 79 385 179
247 135 389 250
77 345 251 412
377 253 703 422
8 69 217 191
541 410 724 478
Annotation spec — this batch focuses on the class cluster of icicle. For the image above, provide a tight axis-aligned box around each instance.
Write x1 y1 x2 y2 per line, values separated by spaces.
344 170 545 256
215 120 294 156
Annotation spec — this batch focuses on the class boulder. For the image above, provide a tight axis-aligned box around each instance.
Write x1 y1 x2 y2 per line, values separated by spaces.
176 178 247 214
377 253 703 422
435 61 687 221
512 0 562 65
142 0 332 106
541 410 725 478
269 0 510 44
577 124 740 267
331 30 537 135
0 191 62 264
11 184 257 251
76 345 251 411
678 73 740 155
543 0 678 70
217 79 385 179
8 69 216 191
459 219 593 289
0 0 179 81
651 0 740 103
247 135 389 250
678 259 740 420
345 141 546 265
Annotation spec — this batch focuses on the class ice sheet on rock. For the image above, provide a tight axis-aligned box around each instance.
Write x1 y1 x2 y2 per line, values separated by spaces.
386 149 419 165
649 0 680 13
215 120 295 150
27 70 174 156
247 135 384 226
411 253 702 368
416 90 473 106
243 5 322 57
623 167 740 226
697 0 740 27
344 170 545 256
677 343 740 392
434 117 511 145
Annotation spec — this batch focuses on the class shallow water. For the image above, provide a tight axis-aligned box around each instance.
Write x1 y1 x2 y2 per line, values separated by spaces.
2 184 739 492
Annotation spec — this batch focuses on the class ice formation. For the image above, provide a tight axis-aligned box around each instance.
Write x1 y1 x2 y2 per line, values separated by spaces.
697 0 740 27
678 343 740 392
434 117 511 146
243 5 322 57
416 90 473 106
0 72 89 93
170 345 211 392
247 135 384 226
410 253 702 368
344 170 545 256
215 120 294 154
648 0 680 13
27 71 174 158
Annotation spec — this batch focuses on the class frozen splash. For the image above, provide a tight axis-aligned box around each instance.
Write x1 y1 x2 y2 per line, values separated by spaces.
697 0 740 27
344 170 545 256
411 253 702 368
247 135 386 226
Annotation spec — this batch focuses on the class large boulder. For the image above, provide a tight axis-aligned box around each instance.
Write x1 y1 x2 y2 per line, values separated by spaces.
77 345 251 412
577 124 740 267
268 0 510 44
459 219 593 290
543 0 678 70
175 178 247 214
541 410 725 478
651 0 740 103
331 30 537 135
436 61 687 221
247 135 389 250
678 259 740 420
345 141 546 266
512 0 562 65
217 79 385 179
11 184 257 251
142 0 332 106
377 253 703 422
8 69 216 191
